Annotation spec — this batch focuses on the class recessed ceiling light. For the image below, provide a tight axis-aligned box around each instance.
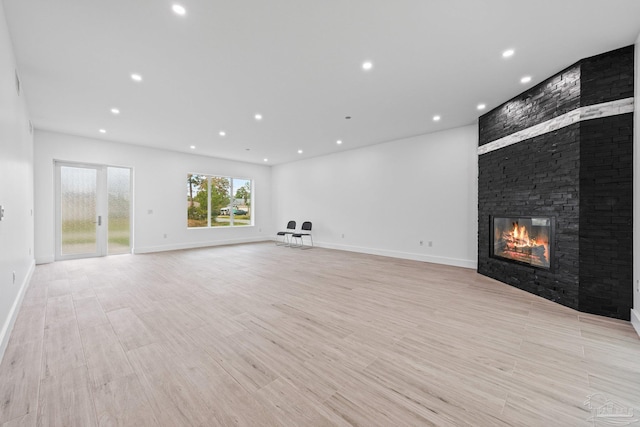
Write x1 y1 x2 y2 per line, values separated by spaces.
477 104 486 110
254 114 262 121
297 149 303 154
131 73 142 82
362 61 373 71
502 49 515 58
172 4 186 15
190 145 196 149
111 108 120 114
263 158 268 162
336 140 343 145
219 131 226 136
433 115 441 121
99 129 106 133
521 76 532 84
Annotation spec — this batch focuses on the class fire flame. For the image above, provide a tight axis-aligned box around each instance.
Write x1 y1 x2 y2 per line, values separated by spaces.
496 219 550 268
512 223 530 246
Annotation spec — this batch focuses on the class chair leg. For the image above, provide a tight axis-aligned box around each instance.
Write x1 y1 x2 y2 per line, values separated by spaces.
300 235 313 249
291 234 313 249
275 234 290 246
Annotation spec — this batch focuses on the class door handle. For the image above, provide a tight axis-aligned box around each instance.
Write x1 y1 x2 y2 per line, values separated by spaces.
97 215 102 226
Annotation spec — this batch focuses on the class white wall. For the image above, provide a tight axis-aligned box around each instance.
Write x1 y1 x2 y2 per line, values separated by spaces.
0 3 35 362
34 131 273 263
632 33 640 336
272 125 478 268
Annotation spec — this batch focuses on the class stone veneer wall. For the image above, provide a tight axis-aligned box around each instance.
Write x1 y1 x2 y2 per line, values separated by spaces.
478 45 634 320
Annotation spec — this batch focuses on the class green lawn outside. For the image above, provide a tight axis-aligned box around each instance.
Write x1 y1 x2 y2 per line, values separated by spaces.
61 218 130 254
187 214 251 228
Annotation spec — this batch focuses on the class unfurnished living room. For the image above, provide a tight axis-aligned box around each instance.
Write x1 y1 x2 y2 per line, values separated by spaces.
1 1 640 426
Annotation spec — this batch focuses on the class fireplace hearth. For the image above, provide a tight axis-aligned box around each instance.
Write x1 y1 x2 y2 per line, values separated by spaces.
491 216 553 269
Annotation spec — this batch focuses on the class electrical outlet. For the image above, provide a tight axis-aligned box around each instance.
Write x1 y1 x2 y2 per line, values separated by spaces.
428 241 433 247
0 205 4 221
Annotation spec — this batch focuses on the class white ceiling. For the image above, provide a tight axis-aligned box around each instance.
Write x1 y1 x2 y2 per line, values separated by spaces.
4 0 640 165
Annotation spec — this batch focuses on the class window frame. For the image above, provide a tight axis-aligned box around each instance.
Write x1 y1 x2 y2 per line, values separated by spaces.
187 173 253 229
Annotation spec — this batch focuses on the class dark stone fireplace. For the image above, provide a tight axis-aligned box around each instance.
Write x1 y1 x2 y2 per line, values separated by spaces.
477 46 634 320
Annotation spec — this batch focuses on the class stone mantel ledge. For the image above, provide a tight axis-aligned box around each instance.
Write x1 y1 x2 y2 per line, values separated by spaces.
478 97 634 156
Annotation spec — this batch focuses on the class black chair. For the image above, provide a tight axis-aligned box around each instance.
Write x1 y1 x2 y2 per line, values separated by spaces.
276 220 296 246
291 221 313 249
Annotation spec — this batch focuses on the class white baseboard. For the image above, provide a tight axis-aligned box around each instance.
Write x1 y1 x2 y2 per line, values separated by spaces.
43 238 476 271
631 308 640 338
138 237 478 269
35 255 54 264
134 236 273 254
315 241 477 269
0 260 36 365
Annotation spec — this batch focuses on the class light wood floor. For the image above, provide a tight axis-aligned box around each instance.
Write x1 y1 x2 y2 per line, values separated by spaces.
1 243 639 426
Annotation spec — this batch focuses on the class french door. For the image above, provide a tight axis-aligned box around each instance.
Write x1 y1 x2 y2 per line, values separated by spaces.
55 162 132 260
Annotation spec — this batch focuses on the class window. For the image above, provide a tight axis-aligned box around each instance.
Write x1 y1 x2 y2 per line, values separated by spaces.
187 174 252 228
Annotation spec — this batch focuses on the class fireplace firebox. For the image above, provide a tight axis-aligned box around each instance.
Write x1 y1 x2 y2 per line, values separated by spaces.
490 216 554 270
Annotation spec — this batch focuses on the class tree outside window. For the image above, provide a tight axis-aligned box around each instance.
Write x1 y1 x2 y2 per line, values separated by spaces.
187 174 252 228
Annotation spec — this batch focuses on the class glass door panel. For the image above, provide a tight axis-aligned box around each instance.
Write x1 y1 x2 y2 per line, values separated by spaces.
107 167 131 255
59 166 99 257
56 162 132 260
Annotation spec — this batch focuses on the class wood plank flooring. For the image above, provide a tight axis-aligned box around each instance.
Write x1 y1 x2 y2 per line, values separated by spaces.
1 242 639 426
